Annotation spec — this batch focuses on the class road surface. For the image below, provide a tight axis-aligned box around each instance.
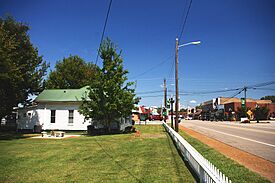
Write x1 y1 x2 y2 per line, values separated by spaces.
179 120 275 163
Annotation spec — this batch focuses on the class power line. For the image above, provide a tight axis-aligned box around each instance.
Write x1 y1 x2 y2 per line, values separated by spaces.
137 88 241 96
178 0 193 41
136 90 163 94
95 0 113 65
128 77 174 82
252 88 275 91
178 0 189 36
129 54 173 79
220 81 275 104
137 95 163 98
221 89 244 103
167 58 175 81
179 88 242 95
247 81 275 89
136 81 275 101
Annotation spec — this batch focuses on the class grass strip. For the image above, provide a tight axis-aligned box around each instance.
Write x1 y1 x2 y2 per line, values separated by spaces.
0 125 196 183
178 130 271 183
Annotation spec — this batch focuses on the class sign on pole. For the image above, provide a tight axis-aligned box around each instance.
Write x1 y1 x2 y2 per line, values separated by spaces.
241 98 245 109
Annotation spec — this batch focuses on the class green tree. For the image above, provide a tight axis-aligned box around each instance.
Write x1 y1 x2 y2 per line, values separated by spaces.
195 104 202 110
236 107 249 119
79 38 138 132
0 16 48 119
253 106 269 121
45 55 99 89
260 96 275 103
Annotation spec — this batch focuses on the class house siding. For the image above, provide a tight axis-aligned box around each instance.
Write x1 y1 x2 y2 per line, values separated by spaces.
18 102 91 130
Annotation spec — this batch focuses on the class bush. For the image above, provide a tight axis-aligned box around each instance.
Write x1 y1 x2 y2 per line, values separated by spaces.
253 107 269 120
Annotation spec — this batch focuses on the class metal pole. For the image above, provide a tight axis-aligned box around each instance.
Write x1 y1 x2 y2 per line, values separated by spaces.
164 78 167 122
170 97 174 129
175 38 179 132
244 86 247 116
244 87 247 107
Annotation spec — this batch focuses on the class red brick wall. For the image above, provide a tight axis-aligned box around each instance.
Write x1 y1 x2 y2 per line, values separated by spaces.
224 102 275 116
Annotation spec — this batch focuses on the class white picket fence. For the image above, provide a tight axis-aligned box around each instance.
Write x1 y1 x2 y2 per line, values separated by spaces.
163 122 232 183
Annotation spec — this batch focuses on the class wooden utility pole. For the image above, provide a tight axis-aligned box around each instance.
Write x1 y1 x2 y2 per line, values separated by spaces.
164 78 167 106
164 78 167 122
175 38 179 132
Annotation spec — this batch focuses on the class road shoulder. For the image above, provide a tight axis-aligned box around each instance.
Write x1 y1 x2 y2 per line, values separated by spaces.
179 124 275 182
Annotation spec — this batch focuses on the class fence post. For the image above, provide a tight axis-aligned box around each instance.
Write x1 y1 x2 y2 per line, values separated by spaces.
162 122 231 183
199 165 205 183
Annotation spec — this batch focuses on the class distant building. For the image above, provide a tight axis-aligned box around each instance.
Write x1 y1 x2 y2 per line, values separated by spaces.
201 97 275 119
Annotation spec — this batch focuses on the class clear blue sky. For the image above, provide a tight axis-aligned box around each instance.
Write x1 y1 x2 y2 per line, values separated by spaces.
1 0 274 107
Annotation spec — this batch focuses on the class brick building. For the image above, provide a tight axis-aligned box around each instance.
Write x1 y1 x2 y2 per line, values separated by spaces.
201 97 275 119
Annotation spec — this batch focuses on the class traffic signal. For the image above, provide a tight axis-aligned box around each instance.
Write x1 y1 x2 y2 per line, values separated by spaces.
166 100 170 108
162 108 167 116
241 98 245 109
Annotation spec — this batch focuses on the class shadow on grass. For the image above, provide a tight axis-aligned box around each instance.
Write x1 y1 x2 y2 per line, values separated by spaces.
85 129 136 137
165 133 185 182
0 131 35 140
94 138 143 183
165 131 199 182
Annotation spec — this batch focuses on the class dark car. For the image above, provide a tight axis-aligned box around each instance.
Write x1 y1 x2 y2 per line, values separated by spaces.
149 115 163 121
201 113 210 121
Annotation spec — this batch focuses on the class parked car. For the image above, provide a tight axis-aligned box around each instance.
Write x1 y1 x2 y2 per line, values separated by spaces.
201 113 210 121
149 115 163 121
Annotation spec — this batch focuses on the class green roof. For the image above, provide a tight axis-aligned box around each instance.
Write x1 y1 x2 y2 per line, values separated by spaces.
35 86 89 102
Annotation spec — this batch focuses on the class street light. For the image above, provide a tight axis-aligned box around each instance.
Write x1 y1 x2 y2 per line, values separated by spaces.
174 38 201 132
178 41 201 48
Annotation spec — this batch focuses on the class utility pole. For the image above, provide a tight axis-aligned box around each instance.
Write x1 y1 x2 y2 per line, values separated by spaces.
164 78 167 122
175 38 179 132
170 97 174 129
244 86 247 113
240 86 248 117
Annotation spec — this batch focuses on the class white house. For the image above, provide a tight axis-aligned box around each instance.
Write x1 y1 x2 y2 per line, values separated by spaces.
17 86 132 131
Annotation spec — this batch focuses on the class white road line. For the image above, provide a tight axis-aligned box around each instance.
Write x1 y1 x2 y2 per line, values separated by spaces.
201 123 275 135
195 126 275 148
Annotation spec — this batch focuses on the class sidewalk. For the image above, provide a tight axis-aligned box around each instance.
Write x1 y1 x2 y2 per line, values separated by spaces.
179 124 275 182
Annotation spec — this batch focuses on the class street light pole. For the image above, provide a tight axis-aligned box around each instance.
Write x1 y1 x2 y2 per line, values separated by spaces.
175 38 179 132
174 38 201 132
164 78 167 122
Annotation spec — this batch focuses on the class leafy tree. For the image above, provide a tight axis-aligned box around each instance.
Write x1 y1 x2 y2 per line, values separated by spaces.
0 16 48 119
236 107 250 119
260 96 275 103
45 55 99 89
195 104 202 110
79 38 139 132
180 108 187 112
253 106 269 121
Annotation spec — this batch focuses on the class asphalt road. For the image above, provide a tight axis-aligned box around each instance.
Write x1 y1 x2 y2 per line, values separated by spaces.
179 120 275 163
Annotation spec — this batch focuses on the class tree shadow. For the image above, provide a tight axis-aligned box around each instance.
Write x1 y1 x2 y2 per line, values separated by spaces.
94 138 143 183
0 131 34 140
165 132 199 182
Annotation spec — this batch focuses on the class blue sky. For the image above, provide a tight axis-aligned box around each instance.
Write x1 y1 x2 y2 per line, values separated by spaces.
1 0 274 107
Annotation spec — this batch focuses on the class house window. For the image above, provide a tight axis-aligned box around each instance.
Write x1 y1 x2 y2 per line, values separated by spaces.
68 110 74 124
51 110 56 123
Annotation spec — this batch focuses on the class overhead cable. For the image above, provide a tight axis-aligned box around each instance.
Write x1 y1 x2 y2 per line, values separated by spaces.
129 54 173 79
178 0 193 41
95 0 113 65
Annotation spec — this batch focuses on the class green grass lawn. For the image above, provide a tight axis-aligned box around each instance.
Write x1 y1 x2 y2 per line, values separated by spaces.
0 125 195 183
178 130 271 183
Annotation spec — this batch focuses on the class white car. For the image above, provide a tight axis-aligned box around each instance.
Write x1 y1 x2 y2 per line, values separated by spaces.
185 116 193 120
